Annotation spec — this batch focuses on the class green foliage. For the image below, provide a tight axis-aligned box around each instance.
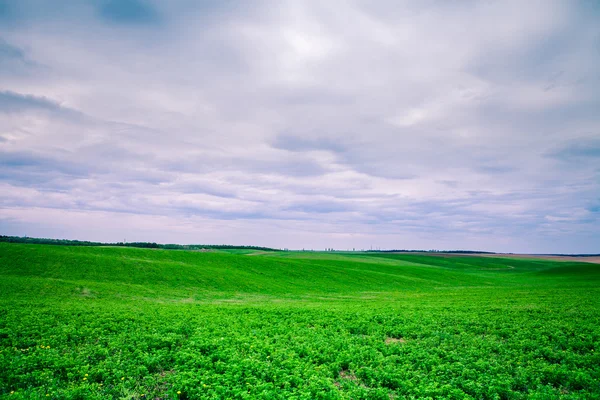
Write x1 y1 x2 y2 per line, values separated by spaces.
1 243 599 399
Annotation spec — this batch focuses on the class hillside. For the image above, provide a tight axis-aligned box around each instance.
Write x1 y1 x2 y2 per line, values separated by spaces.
1 243 599 399
2 243 598 301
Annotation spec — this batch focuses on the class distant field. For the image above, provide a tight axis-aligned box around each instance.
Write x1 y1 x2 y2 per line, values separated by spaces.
1 243 599 399
376 252 600 264
474 253 600 264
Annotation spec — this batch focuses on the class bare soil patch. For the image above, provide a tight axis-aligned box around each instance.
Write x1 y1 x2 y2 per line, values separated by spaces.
339 370 358 381
385 337 406 344
334 370 359 388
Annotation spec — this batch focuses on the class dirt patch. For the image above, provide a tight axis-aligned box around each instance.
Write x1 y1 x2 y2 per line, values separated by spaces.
335 370 357 387
385 337 406 345
76 287 95 298
339 370 358 381
179 297 195 303
147 369 176 399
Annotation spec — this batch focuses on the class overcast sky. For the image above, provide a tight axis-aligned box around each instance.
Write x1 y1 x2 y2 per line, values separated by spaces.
1 0 599 253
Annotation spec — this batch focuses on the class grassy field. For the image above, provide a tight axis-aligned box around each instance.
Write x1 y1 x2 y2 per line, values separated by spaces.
1 243 599 399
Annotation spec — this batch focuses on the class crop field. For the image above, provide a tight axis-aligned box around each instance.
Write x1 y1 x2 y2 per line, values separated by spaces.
1 243 599 399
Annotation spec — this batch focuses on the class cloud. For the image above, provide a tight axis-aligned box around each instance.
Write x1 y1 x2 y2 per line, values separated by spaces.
272 134 345 154
549 137 600 160
0 39 25 61
0 91 64 113
0 0 599 253
98 0 160 24
284 199 352 214
0 150 85 173
0 0 12 20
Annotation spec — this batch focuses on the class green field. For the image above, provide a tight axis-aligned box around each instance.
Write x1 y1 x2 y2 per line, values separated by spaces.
1 243 599 399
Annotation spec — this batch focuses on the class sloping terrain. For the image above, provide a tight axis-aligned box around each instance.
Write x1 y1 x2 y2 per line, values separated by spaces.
1 243 599 399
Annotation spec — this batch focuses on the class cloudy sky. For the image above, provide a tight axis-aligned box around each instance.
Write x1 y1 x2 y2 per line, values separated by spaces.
1 0 599 253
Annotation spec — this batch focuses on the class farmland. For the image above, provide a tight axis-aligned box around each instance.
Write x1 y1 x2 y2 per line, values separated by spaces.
1 243 599 399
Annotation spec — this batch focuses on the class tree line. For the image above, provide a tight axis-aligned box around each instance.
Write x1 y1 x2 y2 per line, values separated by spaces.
0 235 279 252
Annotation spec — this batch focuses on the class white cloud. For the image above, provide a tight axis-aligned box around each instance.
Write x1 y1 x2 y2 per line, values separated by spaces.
0 0 599 252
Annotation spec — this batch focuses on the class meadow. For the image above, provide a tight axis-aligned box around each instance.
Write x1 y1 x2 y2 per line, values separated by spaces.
1 243 599 399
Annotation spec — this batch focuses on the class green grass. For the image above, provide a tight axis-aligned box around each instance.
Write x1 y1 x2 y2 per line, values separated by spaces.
1 243 599 399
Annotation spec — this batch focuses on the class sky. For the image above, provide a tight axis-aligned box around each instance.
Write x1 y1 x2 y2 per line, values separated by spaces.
1 0 599 253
